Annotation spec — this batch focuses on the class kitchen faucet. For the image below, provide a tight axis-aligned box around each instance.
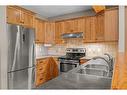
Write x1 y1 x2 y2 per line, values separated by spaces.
104 53 114 71
104 53 113 61
92 54 113 73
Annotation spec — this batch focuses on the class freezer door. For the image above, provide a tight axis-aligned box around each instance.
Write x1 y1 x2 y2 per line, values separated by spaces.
8 67 35 89
8 68 28 89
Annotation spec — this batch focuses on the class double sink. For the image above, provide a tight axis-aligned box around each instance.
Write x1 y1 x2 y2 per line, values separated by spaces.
76 63 111 78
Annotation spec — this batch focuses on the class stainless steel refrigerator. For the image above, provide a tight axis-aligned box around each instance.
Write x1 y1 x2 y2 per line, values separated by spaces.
7 24 35 89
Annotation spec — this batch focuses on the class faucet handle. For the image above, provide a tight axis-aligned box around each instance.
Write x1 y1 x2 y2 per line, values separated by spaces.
104 53 112 60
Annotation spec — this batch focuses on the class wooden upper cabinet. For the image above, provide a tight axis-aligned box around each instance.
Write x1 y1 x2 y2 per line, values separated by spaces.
84 17 91 42
21 10 35 28
35 18 45 43
64 20 73 33
104 8 118 42
45 22 55 44
77 18 85 32
7 6 21 25
84 16 96 42
55 21 64 44
96 14 105 41
90 16 97 42
7 6 35 28
63 18 85 34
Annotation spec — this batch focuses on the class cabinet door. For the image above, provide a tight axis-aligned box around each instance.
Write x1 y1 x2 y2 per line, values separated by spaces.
35 19 45 43
73 19 78 33
21 11 35 28
84 17 91 42
35 59 49 87
7 6 21 24
55 22 64 44
35 19 39 42
64 20 74 33
77 18 85 33
104 9 118 42
45 22 55 44
83 17 97 43
40 20 45 43
90 17 97 42
96 14 105 42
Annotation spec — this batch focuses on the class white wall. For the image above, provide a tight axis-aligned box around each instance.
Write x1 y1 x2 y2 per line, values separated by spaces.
118 6 125 52
0 6 8 89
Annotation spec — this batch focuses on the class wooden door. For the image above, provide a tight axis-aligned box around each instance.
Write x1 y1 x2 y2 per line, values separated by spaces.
77 18 85 33
55 22 64 44
64 20 74 33
7 6 21 24
73 19 78 33
21 10 35 28
84 16 97 42
35 19 40 43
45 22 55 44
96 14 105 42
104 9 118 42
35 19 45 43
84 17 91 42
35 58 50 87
90 16 97 42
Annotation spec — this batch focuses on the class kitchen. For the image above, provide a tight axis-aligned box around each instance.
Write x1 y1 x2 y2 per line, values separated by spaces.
0 5 126 89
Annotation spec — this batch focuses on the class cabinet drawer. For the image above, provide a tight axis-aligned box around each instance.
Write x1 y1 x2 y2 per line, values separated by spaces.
36 59 46 67
36 67 47 75
35 72 47 86
35 76 46 86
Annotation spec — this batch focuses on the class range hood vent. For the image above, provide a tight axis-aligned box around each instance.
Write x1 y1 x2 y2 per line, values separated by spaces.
61 32 83 39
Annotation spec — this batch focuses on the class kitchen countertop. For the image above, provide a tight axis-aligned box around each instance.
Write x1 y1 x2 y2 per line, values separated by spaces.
35 59 112 89
80 56 93 60
36 55 64 60
36 55 93 60
112 52 127 89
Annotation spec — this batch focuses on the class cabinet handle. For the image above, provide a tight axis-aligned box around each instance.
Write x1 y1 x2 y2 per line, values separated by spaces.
20 21 24 24
40 61 43 63
40 78 43 80
39 68 43 70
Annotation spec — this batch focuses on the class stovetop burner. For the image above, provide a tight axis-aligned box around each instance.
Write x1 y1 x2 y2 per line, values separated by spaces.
59 48 86 60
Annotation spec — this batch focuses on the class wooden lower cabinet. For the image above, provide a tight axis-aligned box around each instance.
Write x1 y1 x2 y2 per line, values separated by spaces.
35 57 59 87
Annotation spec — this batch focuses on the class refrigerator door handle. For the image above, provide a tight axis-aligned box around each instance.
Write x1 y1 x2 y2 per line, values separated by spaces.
11 26 20 72
32 43 36 67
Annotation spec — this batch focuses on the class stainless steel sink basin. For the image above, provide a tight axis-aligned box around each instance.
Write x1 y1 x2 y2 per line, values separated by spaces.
85 64 108 71
77 68 108 77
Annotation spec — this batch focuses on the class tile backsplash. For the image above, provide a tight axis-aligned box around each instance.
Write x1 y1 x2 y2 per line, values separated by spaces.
36 39 118 57
35 44 48 57
48 39 118 57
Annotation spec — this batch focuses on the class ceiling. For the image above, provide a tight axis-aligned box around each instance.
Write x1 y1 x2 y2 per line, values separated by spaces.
22 6 92 18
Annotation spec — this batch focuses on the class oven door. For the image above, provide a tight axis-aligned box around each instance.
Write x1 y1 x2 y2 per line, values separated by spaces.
60 63 77 72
